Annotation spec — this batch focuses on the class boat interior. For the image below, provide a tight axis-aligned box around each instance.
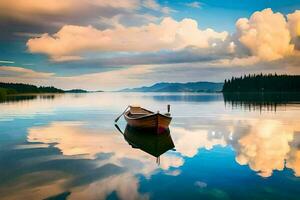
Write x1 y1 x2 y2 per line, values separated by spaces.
128 106 153 117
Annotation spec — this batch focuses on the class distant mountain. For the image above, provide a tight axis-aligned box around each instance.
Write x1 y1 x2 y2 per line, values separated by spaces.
65 89 104 93
120 82 224 92
65 89 88 93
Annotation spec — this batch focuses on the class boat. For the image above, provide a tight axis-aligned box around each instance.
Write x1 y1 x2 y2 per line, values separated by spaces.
123 106 172 133
115 124 175 163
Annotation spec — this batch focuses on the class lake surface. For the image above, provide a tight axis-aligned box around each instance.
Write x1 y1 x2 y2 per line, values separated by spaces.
0 92 300 200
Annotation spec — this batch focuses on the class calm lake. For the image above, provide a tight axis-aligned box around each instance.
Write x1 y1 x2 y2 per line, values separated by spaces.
0 92 300 200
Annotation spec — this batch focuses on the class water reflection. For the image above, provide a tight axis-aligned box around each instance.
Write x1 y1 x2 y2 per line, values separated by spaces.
0 121 182 199
0 94 57 103
171 118 300 177
151 93 223 102
223 92 300 111
0 92 300 199
0 94 37 103
235 119 300 177
26 119 300 179
27 121 181 168
115 124 175 163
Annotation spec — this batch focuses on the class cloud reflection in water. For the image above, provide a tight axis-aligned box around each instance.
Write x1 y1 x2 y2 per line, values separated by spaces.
27 115 300 180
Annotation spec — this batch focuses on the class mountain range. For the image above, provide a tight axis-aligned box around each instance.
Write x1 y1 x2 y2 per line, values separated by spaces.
120 82 224 92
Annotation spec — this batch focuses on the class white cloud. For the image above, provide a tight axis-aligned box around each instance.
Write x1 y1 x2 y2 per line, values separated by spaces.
143 0 160 10
286 147 300 176
287 10 300 38
26 17 228 61
99 13 160 29
185 2 202 8
0 60 14 64
236 8 294 61
5 8 300 84
212 56 260 67
25 8 300 67
69 174 149 200
194 181 207 188
0 0 173 32
0 0 140 20
27 121 184 178
234 119 294 177
0 65 154 90
142 0 173 14
171 127 227 158
161 6 175 15
0 66 54 78
287 10 300 50
50 56 84 62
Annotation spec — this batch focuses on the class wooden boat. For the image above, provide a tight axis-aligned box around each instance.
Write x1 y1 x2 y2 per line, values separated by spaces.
115 124 175 161
124 106 172 133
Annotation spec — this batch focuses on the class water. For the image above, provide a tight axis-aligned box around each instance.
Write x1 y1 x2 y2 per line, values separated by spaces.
0 92 300 200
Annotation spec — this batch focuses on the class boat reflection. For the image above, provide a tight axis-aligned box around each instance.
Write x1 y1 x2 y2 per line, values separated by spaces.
115 124 175 164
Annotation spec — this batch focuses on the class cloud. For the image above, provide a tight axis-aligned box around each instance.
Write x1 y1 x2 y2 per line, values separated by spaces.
0 65 154 90
285 133 300 176
169 115 300 178
26 17 228 61
1 61 293 91
287 10 300 50
0 172 69 200
27 121 184 177
51 56 84 62
0 0 172 38
142 0 174 14
5 9 300 89
68 173 149 200
236 8 294 61
194 181 207 188
0 60 14 64
161 7 175 15
185 2 202 8
143 0 160 10
3 4 300 75
25 8 300 67
0 66 54 78
99 13 159 29
0 0 140 21
57 65 154 90
13 32 44 38
233 120 294 177
205 116 300 178
171 127 227 158
0 0 159 39
212 56 260 67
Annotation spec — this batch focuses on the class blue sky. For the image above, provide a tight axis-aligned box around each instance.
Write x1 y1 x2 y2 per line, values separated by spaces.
1 0 300 90
167 0 300 31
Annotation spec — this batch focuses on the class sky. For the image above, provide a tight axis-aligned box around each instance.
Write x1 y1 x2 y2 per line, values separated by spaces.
1 0 300 90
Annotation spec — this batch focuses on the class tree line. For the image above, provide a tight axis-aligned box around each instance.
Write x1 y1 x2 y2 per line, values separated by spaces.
0 82 64 98
222 74 300 92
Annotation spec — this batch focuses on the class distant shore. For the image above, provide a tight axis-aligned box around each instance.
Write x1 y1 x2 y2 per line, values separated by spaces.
0 82 95 100
1 74 300 100
222 74 300 93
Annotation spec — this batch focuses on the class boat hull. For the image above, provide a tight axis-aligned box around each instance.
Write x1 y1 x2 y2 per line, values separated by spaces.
124 112 171 134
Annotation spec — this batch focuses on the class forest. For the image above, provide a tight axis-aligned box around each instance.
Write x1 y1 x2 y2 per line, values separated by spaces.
0 82 64 99
222 74 300 92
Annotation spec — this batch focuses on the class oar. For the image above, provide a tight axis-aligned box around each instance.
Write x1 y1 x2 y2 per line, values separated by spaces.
114 106 129 123
114 124 124 135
